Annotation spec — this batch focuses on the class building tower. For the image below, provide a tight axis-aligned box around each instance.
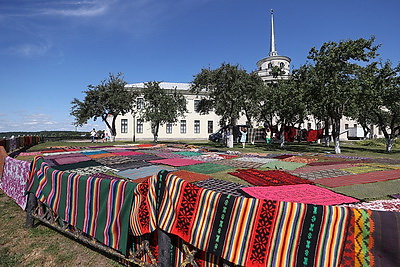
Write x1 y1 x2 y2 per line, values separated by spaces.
257 10 291 82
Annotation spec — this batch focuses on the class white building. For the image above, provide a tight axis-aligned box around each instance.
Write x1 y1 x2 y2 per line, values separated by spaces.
110 10 383 142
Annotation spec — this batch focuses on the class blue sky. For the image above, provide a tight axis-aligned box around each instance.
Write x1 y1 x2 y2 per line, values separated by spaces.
1 0 399 133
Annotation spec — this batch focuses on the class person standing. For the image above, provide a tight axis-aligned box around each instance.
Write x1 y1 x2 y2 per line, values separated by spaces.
239 127 247 148
90 128 96 143
265 127 272 144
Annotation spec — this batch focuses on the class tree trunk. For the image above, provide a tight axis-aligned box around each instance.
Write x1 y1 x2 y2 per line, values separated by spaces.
152 123 159 144
334 135 341 154
324 120 330 147
386 138 394 153
279 125 285 148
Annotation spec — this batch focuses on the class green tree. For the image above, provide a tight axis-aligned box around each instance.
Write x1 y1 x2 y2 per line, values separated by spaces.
70 73 137 139
356 61 400 152
139 81 187 143
191 63 259 127
303 37 379 153
257 75 308 148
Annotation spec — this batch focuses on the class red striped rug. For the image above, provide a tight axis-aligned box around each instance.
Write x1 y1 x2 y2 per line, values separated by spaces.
315 169 400 187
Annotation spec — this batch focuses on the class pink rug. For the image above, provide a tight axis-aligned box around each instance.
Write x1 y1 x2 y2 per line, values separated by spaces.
149 158 205 167
242 184 359 205
53 156 91 165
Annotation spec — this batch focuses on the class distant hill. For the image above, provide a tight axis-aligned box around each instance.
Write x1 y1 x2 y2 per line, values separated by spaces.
0 131 89 139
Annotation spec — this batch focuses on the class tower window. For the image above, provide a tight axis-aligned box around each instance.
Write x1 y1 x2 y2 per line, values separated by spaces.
280 62 285 68
268 63 272 69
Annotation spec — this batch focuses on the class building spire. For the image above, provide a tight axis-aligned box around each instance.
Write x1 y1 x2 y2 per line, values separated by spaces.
269 9 278 56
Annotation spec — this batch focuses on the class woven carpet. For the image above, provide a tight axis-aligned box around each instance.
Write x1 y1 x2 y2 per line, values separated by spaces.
52 155 92 165
216 154 239 159
172 151 203 157
294 169 353 180
81 150 108 155
343 199 400 212
241 184 359 205
331 179 400 200
179 162 234 174
228 168 313 186
111 151 146 156
273 154 295 159
308 159 369 166
169 170 211 183
315 169 400 187
153 152 184 159
90 172 127 180
87 153 115 159
390 194 400 199
117 165 177 180
53 160 102 171
290 163 360 174
149 158 205 167
340 165 390 174
193 178 249 197
233 156 278 164
281 156 319 164
261 160 306 170
125 154 164 161
213 159 264 168
105 160 152 171
93 155 135 166
67 165 119 176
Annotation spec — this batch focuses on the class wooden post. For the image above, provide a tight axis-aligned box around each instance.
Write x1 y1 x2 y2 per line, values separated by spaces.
25 192 37 228
157 228 171 267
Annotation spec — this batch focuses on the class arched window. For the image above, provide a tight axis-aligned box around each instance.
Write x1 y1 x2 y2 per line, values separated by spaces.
279 62 285 68
268 63 272 69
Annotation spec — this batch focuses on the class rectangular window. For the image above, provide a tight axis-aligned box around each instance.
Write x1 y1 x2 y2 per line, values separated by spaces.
194 100 200 113
137 119 143 134
307 123 312 130
345 124 349 129
354 124 358 128
208 121 213 134
180 120 186 134
194 120 200 134
121 119 128 133
166 123 172 134
137 97 144 110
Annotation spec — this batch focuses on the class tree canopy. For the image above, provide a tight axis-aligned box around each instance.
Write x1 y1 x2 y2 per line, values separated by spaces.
190 63 263 126
70 73 137 138
300 37 380 153
138 81 187 143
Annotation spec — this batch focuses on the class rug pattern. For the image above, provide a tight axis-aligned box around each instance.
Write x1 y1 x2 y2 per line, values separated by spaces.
228 169 314 186
193 178 249 197
294 169 353 180
213 159 264 169
179 163 234 174
241 184 359 205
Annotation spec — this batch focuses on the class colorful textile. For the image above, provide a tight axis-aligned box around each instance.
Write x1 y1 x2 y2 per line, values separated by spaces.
228 169 313 186
306 129 324 142
172 151 204 157
214 159 264 169
339 208 400 267
53 160 102 171
149 158 205 167
117 165 177 180
340 165 389 174
178 162 234 174
261 160 306 170
169 170 212 183
294 169 353 180
281 156 318 164
53 155 92 165
390 194 400 199
284 126 297 142
111 151 146 156
343 199 400 212
291 163 360 174
157 173 350 267
332 179 400 201
26 157 136 255
308 160 369 166
315 169 400 187
233 157 277 164
193 178 249 197
242 184 359 205
86 153 115 159
0 157 30 209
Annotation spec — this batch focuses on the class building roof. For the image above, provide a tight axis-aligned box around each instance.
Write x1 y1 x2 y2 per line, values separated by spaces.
125 82 191 91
